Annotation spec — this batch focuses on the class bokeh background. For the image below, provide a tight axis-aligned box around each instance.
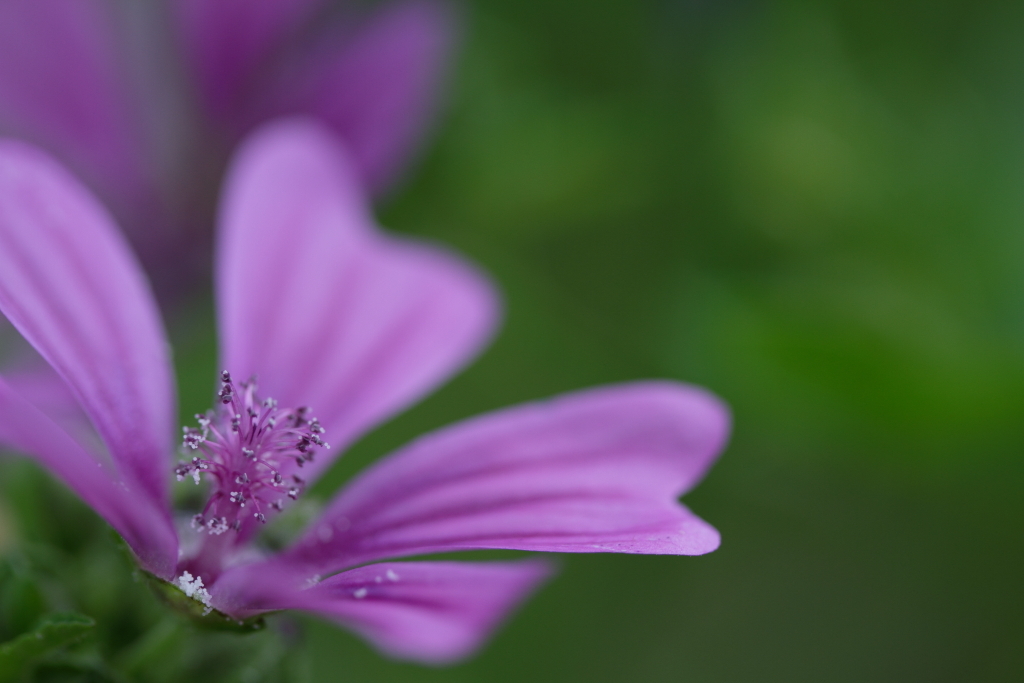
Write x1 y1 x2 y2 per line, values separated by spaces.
3 0 1024 681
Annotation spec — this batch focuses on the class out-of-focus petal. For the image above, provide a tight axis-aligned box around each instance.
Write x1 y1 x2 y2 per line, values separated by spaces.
250 0 457 194
216 119 498 483
213 560 551 664
0 141 176 510
172 0 326 123
0 376 178 578
0 0 153 219
2 359 101 458
278 383 728 572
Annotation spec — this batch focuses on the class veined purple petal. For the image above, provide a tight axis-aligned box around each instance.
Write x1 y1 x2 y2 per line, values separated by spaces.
0 376 177 578
172 0 326 123
0 141 176 510
212 560 551 664
250 0 458 194
277 383 728 572
216 120 498 483
0 0 153 221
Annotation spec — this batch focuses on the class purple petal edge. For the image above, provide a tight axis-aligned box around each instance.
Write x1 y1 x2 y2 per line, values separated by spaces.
288 381 728 570
217 382 727 588
0 376 177 578
216 119 499 487
0 139 176 511
212 559 552 664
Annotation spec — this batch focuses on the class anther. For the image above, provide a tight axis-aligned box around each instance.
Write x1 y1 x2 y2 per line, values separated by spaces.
207 517 229 535
183 428 205 449
175 463 193 481
176 371 330 537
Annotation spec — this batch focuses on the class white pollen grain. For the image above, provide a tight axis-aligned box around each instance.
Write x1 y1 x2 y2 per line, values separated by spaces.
177 571 213 615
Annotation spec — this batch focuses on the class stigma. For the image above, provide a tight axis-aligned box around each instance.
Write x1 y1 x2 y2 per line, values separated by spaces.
174 371 329 535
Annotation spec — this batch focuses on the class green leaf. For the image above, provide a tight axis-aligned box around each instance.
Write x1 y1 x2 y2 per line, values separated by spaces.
0 613 94 682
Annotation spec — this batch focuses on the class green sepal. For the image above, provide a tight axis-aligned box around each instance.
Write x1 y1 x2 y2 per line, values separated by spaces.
141 572 268 634
0 612 95 682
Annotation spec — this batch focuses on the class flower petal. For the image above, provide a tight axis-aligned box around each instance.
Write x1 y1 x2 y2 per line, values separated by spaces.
0 0 153 220
213 560 551 664
0 376 177 578
216 120 498 482
1 316 86 433
172 0 326 123
0 141 176 509
278 382 728 573
2 358 100 458
250 0 458 194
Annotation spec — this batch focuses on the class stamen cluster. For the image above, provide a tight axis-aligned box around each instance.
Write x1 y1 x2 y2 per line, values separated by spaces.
174 371 328 535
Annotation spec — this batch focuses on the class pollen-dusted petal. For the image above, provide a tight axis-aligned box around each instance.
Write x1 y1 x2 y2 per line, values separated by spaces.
172 0 326 123
216 120 498 485
0 141 176 510
212 560 552 664
278 382 728 572
249 0 458 194
0 0 152 223
0 376 178 579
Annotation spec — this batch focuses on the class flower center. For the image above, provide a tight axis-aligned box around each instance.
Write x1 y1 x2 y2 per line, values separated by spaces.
174 371 328 535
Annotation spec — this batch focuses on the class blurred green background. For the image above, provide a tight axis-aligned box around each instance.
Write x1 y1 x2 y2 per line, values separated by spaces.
4 0 1024 680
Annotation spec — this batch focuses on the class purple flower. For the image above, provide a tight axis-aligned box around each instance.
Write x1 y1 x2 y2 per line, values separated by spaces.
0 0 455 291
0 120 729 663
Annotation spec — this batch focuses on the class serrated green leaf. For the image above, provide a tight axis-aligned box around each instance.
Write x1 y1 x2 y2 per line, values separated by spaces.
0 613 94 682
